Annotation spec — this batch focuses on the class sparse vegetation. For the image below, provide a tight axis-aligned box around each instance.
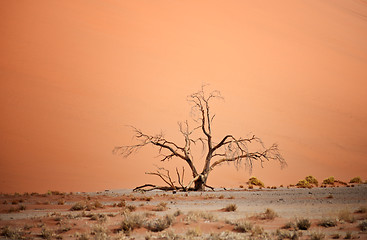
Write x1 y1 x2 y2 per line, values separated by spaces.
248 177 265 187
152 202 168 211
349 176 362 184
223 204 237 212
305 175 319 186
232 220 253 233
185 211 215 223
310 232 325 240
256 208 277 220
355 206 367 213
275 229 301 240
296 218 311 230
120 213 143 233
338 209 355 223
296 179 311 188
318 218 337 227
358 220 367 231
0 226 24 239
70 202 86 211
145 214 174 232
323 176 335 185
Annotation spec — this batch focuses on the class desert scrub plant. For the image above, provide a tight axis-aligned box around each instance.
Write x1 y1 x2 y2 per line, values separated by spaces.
120 212 143 233
0 226 24 239
355 206 367 213
260 208 277 220
305 175 319 186
90 224 108 239
349 176 362 184
296 218 311 230
184 211 215 223
281 221 296 230
40 227 54 239
338 209 355 223
275 229 301 240
330 233 341 239
358 220 367 231
152 202 168 211
310 232 325 240
90 213 107 223
323 176 335 185
248 177 265 187
223 204 237 212
232 220 253 233
317 218 337 227
185 227 202 237
296 179 311 188
144 214 174 232
126 204 137 212
70 201 86 211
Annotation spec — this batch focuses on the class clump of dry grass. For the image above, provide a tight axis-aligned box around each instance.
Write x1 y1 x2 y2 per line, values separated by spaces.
223 204 237 212
90 224 109 239
248 177 265 187
338 209 355 223
355 206 367 214
40 227 54 239
310 232 325 240
275 229 302 240
90 213 107 223
358 220 367 231
184 211 216 223
296 218 311 230
256 208 277 220
317 218 337 228
232 220 253 233
120 212 143 233
145 214 174 232
152 202 168 211
70 202 86 211
0 226 24 239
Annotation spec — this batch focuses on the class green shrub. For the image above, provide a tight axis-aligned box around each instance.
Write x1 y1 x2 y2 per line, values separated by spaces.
248 177 265 187
349 177 362 184
296 179 311 188
323 176 335 185
305 175 319 186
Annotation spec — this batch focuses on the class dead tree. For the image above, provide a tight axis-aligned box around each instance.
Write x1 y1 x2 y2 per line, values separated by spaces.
114 85 287 191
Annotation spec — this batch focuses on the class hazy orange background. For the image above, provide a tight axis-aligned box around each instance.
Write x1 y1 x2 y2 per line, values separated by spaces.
1 0 367 193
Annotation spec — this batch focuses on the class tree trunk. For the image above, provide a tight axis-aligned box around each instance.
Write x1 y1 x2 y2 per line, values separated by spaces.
194 178 205 191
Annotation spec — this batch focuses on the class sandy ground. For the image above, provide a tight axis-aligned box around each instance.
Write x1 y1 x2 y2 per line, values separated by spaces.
0 184 366 239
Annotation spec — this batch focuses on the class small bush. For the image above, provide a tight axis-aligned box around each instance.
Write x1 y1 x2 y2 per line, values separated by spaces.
323 176 335 185
57 199 65 205
349 176 362 184
296 179 311 188
296 218 311 230
275 229 301 240
233 220 253 233
117 200 126 207
318 218 337 227
173 210 181 217
0 226 24 239
90 224 108 239
144 214 174 232
338 209 355 223
281 221 295 229
185 211 215 223
93 200 104 209
256 208 277 220
126 204 137 212
355 206 367 213
223 204 237 212
310 232 325 240
70 202 86 211
358 220 367 231
330 233 341 239
305 175 319 186
120 213 143 233
152 202 168 211
248 177 265 187
40 227 54 239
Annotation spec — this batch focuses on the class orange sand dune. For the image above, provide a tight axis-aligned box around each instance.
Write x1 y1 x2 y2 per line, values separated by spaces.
0 0 367 193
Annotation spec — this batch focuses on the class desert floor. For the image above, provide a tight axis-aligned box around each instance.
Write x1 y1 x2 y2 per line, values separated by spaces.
1 184 367 239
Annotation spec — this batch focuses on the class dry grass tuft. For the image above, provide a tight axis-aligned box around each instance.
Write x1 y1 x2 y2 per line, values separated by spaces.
144 214 174 232
223 204 237 212
338 209 355 223
296 218 311 230
358 220 367 231
317 218 337 227
120 212 143 233
256 208 278 220
152 202 168 211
